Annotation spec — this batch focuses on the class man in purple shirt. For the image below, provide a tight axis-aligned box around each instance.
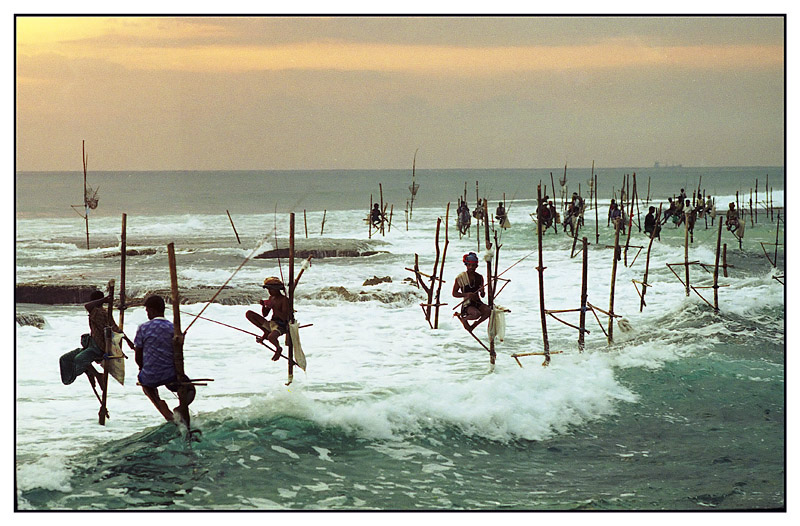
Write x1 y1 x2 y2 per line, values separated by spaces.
134 295 195 427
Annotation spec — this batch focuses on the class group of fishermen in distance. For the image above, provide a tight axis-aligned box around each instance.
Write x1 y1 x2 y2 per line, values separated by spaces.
451 183 746 335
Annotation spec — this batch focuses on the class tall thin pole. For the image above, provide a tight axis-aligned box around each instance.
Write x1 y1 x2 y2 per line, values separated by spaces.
536 185 550 363
713 218 723 311
774 212 780 268
288 213 295 382
119 214 127 329
434 203 450 329
82 141 90 249
483 199 496 365
98 279 115 425
594 172 599 244
608 218 621 344
578 237 588 353
640 205 661 312
167 244 185 378
684 211 690 296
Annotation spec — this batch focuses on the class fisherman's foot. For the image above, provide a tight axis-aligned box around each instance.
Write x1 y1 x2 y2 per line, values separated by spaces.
271 347 282 361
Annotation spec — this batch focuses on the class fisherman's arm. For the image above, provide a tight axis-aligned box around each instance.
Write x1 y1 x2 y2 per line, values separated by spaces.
135 346 143 369
84 295 110 312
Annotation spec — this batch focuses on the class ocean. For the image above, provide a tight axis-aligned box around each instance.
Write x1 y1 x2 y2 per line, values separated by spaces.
14 166 785 511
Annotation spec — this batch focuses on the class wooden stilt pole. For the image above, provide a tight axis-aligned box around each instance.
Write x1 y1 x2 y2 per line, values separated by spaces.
749 190 754 228
770 186 774 222
774 212 780 268
388 205 394 233
536 185 550 365
713 218 723 311
288 213 295 384
227 210 242 244
483 199 496 365
119 214 127 329
303 209 308 238
646 177 651 206
579 237 588 353
633 173 641 232
755 178 759 224
98 279 115 425
475 181 481 252
167 243 190 430
379 184 385 236
640 205 661 312
723 244 728 278
82 141 90 249
684 211 690 296
320 209 327 235
433 204 450 329
594 172 599 244
368 195 373 239
608 218 621 344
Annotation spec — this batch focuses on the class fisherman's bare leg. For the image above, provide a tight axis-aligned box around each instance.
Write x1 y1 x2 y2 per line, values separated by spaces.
267 330 282 360
468 304 492 331
173 384 196 429
142 385 173 422
86 365 106 393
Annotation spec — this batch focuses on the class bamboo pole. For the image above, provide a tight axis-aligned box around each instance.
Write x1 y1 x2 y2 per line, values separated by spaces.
167 244 185 378
713 218 723 311
770 186 774 222
388 205 394 233
646 177 651 206
755 178 759 223
227 210 242 244
749 190 754 228
303 209 308 238
633 173 641 232
433 204 450 329
579 237 588 352
288 213 295 384
608 218 621 344
98 279 115 425
475 181 481 252
320 209 327 235
405 201 409 232
368 195 373 239
536 185 550 364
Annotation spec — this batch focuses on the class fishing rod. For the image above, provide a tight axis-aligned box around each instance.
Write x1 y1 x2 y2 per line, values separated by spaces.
183 227 276 334
451 247 537 311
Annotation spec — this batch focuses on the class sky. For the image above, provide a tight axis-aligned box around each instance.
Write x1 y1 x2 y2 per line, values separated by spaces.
14 13 786 171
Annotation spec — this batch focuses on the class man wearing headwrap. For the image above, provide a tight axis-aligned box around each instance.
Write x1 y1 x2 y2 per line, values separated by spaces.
246 277 290 361
452 252 491 332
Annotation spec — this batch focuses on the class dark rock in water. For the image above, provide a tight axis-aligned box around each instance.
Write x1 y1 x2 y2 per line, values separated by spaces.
15 284 99 305
15 283 262 306
15 312 46 329
303 285 424 305
255 238 389 259
103 248 158 258
363 276 392 286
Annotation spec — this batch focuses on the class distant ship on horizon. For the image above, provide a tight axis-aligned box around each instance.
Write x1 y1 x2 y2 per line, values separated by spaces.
653 161 683 168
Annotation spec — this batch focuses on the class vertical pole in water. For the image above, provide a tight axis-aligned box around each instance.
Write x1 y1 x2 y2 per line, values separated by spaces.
749 190 754 227
536 185 550 365
303 210 308 238
594 172 599 244
608 218 621 344
684 211 690 296
579 237 588 353
434 203 450 329
723 244 729 278
640 205 661 312
405 201 409 232
167 244 185 379
646 177 651 206
475 181 481 252
483 199 495 365
633 173 641 232
770 186 774 222
713 218 723 311
119 214 127 330
755 178 759 224
368 195 373 239
288 213 295 383
774 212 780 268
379 184 385 236
320 209 327 235
98 279 115 425
82 141 90 249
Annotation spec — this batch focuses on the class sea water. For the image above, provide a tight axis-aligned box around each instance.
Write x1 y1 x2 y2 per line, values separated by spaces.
15 167 785 510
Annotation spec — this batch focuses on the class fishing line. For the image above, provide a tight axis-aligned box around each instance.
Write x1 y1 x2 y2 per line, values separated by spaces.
183 226 276 335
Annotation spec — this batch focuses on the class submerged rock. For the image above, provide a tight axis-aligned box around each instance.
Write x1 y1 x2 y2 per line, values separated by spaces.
255 238 389 259
15 313 46 329
102 248 158 258
363 276 392 286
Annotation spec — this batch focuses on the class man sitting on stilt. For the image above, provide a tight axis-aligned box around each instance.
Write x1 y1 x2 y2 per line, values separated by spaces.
452 252 491 332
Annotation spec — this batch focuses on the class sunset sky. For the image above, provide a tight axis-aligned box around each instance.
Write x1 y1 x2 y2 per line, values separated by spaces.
14 15 785 171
